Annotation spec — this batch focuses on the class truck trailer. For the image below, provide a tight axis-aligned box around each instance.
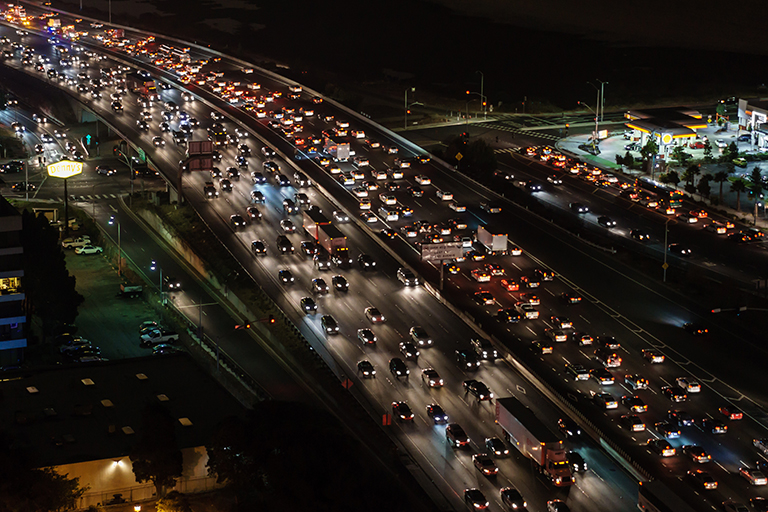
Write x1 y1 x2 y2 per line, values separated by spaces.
126 72 157 97
476 225 508 255
495 397 573 486
302 210 351 266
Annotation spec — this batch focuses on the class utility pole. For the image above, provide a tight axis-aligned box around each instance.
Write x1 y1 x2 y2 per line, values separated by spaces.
477 71 485 120
597 79 608 121
404 87 414 130
663 218 670 282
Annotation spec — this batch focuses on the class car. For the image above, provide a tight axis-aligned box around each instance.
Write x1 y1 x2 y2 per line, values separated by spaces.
479 202 502 214
440 421 471 448
593 392 618 409
357 360 376 378
723 501 750 512
320 315 339 335
96 166 117 176
464 489 489 510
365 307 385 323
312 278 329 294
597 215 617 228
251 240 267 255
389 358 409 379
621 414 646 432
245 206 263 221
230 214 246 229
472 453 498 476
463 379 493 401
358 254 377 270
426 403 449 424
591 368 615 385
622 375 648 392
741 467 768 485
357 328 377 345
397 268 418 286
515 301 539 319
470 337 498 359
278 269 294 284
547 174 563 185
75 245 103 255
496 308 521 323
683 322 708 335
701 417 728 434
689 469 718 490
661 386 687 402
299 241 317 257
560 292 583 304
676 377 701 393
557 417 581 438
530 340 553 355
668 243 692 257
630 229 650 242
566 363 590 381
546 329 568 343
276 235 294 254
655 421 681 439
279 219 296 233
647 439 675 457
551 316 573 329
642 348 665 364
547 500 570 512
720 405 743 420
420 367 443 388
331 275 349 292
300 297 317 313
405 326 433 348
392 401 414 421
399 341 420 360
755 438 768 456
567 451 587 472
473 291 495 306
682 445 711 463
456 349 480 370
570 202 589 213
750 498 768 512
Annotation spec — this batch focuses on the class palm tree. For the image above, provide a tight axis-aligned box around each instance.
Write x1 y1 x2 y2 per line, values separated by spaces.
731 179 747 211
713 171 728 204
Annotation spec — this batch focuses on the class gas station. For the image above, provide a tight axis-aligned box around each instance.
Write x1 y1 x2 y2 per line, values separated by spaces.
624 107 708 157
737 98 768 150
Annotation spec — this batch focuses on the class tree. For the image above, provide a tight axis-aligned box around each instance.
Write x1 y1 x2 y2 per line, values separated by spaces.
728 141 739 157
663 170 680 188
749 167 764 221
20 210 84 336
130 404 183 498
156 492 192 512
640 138 658 174
672 146 692 167
703 140 714 162
0 432 87 512
713 171 729 204
697 174 712 200
731 179 747 211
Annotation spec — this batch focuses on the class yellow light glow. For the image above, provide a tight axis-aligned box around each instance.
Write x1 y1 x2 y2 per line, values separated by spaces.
47 160 83 179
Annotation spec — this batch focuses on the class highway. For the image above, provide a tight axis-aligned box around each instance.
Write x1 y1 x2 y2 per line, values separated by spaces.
3 9 768 511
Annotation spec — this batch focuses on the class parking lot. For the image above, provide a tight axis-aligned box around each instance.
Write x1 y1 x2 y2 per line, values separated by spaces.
64 250 157 361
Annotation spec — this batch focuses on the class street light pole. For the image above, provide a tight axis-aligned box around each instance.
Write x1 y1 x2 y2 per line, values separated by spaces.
404 87 414 130
109 0 112 24
477 71 485 120
117 222 122 276
597 79 608 121
663 218 670 283
578 101 599 151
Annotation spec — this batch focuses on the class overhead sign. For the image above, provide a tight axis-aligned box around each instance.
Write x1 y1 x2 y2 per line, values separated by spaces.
420 241 463 262
47 160 83 179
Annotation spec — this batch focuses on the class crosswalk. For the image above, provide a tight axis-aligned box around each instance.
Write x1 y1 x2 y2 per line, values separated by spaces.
493 147 520 155
479 122 562 142
58 193 120 202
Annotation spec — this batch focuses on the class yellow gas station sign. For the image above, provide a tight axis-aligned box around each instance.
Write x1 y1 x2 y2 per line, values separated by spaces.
47 160 83 179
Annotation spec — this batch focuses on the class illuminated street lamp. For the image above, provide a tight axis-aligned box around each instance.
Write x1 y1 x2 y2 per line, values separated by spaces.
134 505 142 512
150 259 164 305
577 101 599 153
46 160 83 237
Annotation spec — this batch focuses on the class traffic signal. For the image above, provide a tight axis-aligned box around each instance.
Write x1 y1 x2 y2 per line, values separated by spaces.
268 314 276 324
466 90 470 95
234 322 252 330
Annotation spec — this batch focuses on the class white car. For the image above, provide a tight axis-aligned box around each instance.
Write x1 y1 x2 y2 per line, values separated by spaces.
75 245 103 255
449 201 466 212
676 377 701 393
361 211 378 223
415 175 431 185
359 199 372 210
379 194 397 205
436 190 453 201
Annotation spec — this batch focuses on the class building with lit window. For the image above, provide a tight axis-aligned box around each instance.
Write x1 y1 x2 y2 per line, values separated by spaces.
0 354 246 508
624 107 708 158
0 195 26 367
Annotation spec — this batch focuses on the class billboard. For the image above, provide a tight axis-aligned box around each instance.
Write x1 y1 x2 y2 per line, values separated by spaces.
47 160 83 179
420 242 463 262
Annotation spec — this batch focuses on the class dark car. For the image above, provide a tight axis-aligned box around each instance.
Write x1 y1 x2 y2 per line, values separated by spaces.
456 349 480 370
389 358 409 379
321 315 339 335
278 269 294 284
447 423 470 447
464 489 489 510
598 215 617 228
300 297 317 314
357 360 376 378
558 417 581 438
230 214 246 229
683 322 708 335
567 451 587 472
668 243 692 257
570 202 589 213
332 275 349 292
701 417 728 434
392 401 414 421
276 235 294 254
358 254 376 270
500 487 526 510
630 229 649 242
463 379 493 401
426 403 449 424
486 437 509 457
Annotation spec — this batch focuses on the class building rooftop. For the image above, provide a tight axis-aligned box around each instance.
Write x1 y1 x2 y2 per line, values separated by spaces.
0 353 247 467
625 106 707 136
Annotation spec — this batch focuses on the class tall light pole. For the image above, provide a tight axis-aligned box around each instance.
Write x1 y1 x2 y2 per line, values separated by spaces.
663 218 671 283
476 71 485 120
150 259 165 305
404 87 415 130
109 0 112 24
578 101 599 151
596 79 608 121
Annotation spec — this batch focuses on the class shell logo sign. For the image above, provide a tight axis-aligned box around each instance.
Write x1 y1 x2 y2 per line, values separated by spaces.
661 133 673 145
47 160 83 179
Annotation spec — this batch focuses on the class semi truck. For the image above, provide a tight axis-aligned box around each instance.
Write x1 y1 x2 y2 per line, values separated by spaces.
495 397 573 487
119 283 143 298
126 72 157 97
323 137 351 162
476 225 508 255
303 209 351 266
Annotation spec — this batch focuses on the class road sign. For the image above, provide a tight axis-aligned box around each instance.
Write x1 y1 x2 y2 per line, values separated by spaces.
455 152 463 161
342 378 353 390
420 241 463 262
85 134 91 145
662 262 669 270
382 413 392 426
138 148 146 162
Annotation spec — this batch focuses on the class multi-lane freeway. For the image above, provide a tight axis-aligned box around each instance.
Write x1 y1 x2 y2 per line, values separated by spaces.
3 6 768 512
